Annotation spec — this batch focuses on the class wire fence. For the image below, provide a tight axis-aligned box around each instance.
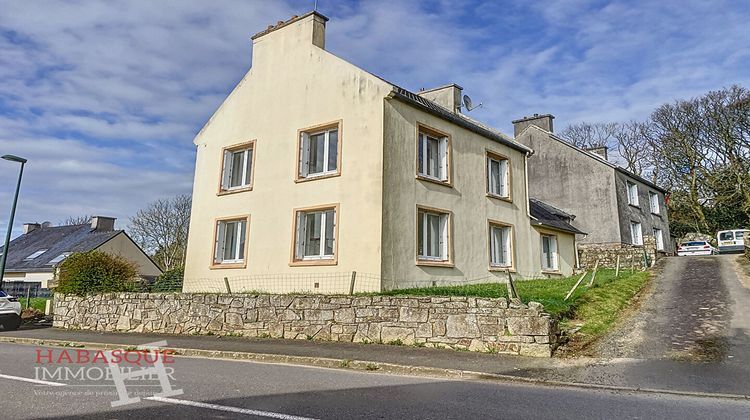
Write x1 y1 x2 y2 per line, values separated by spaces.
134 268 574 295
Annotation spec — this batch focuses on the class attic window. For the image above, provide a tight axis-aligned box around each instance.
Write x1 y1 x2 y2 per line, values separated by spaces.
25 249 48 260
47 252 71 265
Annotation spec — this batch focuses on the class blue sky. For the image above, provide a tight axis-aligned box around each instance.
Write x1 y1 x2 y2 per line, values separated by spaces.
1 0 749 236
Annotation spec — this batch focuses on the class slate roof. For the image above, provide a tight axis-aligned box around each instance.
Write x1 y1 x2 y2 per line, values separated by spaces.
529 198 586 235
0 224 122 273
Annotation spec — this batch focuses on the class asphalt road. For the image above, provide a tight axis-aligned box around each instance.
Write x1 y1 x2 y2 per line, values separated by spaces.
1 342 749 419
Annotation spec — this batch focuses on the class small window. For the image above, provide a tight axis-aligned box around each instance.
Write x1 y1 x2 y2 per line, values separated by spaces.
653 228 664 251
630 221 643 245
47 252 71 265
298 124 340 180
541 234 558 271
489 223 512 268
214 218 248 265
294 206 337 261
649 192 660 214
417 208 450 262
25 249 48 260
627 181 639 206
417 127 449 182
719 231 734 241
487 153 510 198
220 143 254 192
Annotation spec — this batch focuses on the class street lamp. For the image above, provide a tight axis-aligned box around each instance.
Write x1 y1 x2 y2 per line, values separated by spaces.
0 154 27 291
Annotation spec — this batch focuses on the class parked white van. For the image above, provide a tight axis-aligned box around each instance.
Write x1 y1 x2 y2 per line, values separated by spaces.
717 229 749 254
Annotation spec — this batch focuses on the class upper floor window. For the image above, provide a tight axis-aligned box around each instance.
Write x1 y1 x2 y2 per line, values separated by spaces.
489 222 513 269
213 217 248 266
649 191 660 214
487 153 510 199
220 142 255 193
417 125 450 183
541 234 559 271
627 181 639 206
297 122 341 181
630 221 643 245
417 207 450 263
292 205 338 264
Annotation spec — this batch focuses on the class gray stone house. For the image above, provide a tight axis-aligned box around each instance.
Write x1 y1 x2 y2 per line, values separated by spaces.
512 114 673 263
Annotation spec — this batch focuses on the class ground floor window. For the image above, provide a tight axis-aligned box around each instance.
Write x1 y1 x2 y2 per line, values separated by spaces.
653 228 664 251
489 222 513 268
630 221 643 245
417 207 450 262
214 218 248 265
293 206 337 262
541 234 558 271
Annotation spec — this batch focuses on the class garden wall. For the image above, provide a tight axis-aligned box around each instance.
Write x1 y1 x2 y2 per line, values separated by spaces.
53 293 559 357
578 235 659 270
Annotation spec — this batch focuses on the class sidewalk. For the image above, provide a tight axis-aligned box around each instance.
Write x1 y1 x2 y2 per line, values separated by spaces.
2 326 749 399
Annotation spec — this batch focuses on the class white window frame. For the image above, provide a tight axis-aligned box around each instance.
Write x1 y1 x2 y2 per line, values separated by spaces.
220 143 254 192
417 128 449 183
487 153 510 198
540 234 559 271
653 228 664 251
630 221 643 245
213 218 248 265
627 181 639 206
649 191 660 214
25 249 48 260
417 208 450 262
294 207 337 261
489 223 513 269
299 126 339 179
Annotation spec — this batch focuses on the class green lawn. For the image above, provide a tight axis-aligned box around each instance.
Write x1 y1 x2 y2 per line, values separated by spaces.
18 297 49 313
378 269 651 345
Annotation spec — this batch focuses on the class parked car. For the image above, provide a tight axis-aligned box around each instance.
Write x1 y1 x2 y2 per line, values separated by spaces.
0 290 22 330
677 241 716 256
716 229 749 254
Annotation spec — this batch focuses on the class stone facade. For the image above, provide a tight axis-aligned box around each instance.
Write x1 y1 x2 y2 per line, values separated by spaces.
578 235 659 270
53 293 559 357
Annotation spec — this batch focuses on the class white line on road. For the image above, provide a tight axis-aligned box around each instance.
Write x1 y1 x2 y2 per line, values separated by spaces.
146 396 319 420
0 373 66 387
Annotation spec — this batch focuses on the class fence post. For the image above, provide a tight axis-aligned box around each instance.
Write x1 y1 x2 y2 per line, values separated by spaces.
586 259 599 287
25 284 31 309
506 269 519 300
615 255 621 278
223 277 232 294
349 271 357 295
565 271 588 301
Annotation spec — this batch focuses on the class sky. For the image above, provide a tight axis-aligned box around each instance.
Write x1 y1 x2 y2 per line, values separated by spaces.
1 0 749 236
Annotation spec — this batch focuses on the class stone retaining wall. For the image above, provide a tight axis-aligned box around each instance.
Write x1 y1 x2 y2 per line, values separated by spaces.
53 293 559 357
578 235 659 270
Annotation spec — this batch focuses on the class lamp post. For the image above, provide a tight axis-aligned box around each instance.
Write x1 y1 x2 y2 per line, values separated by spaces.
0 155 27 291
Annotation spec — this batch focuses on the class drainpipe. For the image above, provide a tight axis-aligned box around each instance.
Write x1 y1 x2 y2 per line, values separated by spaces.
524 151 532 219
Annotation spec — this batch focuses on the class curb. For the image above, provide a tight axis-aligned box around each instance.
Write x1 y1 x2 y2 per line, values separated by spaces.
1 336 748 401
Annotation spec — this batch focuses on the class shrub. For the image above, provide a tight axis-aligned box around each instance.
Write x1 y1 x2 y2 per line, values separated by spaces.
56 251 138 296
150 266 184 292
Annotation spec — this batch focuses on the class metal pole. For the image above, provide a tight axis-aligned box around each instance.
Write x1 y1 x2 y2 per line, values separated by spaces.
0 160 25 290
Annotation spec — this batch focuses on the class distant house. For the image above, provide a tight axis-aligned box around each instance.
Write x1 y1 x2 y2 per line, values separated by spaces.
513 114 673 255
0 216 162 292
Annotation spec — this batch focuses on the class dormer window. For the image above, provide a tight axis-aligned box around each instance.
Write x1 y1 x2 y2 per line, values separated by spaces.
25 249 48 260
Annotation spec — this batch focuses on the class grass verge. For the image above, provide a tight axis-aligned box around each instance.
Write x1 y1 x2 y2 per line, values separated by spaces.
18 298 49 313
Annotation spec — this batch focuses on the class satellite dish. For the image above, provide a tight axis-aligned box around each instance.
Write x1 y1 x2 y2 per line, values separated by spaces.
462 94 482 112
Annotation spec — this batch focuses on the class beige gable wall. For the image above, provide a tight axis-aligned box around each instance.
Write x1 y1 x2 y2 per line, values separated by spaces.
529 227 577 277
183 14 393 293
381 100 538 285
96 233 163 278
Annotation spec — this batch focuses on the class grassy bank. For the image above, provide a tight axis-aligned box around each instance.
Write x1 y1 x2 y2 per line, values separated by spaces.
379 269 651 346
18 298 49 313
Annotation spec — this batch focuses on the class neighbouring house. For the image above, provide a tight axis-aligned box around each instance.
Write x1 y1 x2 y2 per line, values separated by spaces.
512 114 672 267
183 12 583 294
0 216 162 294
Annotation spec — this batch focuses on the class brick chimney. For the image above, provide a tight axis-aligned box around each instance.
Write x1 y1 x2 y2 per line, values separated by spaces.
23 223 41 234
417 84 463 113
586 146 609 161
512 114 555 137
91 216 116 232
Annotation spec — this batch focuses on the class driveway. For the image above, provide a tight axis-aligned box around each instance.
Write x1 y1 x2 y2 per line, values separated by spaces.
517 255 750 394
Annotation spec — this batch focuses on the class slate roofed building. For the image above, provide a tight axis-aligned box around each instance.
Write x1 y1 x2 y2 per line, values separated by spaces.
1 216 162 292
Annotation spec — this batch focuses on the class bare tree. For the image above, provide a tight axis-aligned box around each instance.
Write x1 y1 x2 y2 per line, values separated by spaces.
559 122 620 149
612 120 652 177
128 194 191 270
61 215 93 226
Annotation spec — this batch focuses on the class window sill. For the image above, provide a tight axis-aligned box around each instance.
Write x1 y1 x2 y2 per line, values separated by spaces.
651 212 662 217
217 186 253 196
295 172 341 183
416 259 454 268
210 262 247 270
541 269 562 275
486 193 512 203
488 266 515 273
416 175 452 188
628 203 641 209
289 258 338 267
